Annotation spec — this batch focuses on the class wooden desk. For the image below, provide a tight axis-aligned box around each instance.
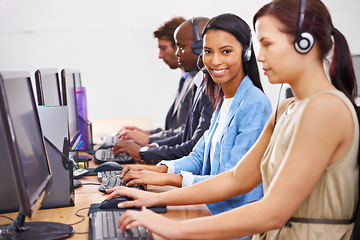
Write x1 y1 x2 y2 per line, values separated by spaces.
0 118 212 239
0 161 212 240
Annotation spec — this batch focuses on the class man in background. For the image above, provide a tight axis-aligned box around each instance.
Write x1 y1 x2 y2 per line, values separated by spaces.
118 17 194 145
114 17 213 164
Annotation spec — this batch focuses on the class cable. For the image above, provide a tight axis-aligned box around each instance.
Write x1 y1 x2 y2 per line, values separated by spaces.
68 207 90 235
274 84 284 128
81 183 100 186
69 207 89 226
1 209 90 235
0 215 14 222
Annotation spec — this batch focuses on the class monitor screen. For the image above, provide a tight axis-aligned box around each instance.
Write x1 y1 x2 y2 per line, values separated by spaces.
61 69 79 145
0 71 73 239
34 68 62 106
0 71 51 217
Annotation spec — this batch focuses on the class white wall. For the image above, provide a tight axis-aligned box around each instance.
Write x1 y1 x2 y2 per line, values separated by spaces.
0 0 359 127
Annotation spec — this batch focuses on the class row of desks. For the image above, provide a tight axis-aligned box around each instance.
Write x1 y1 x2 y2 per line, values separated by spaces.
0 118 212 239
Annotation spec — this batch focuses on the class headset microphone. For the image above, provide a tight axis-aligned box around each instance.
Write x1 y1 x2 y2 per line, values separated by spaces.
196 52 207 73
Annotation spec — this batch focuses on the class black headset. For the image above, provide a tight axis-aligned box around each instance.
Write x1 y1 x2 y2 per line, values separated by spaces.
191 18 203 55
294 0 314 54
196 51 207 72
196 22 253 70
242 25 252 63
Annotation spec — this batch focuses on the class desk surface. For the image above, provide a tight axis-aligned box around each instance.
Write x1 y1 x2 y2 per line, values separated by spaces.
0 118 212 240
0 169 211 240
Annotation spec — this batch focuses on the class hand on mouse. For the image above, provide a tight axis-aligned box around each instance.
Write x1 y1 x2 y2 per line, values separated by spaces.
105 186 160 209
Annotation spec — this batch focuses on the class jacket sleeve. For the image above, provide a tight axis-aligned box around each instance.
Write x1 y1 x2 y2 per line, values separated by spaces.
148 125 184 142
143 93 213 164
170 133 207 175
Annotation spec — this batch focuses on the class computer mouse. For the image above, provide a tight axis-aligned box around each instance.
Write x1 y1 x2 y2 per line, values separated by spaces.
94 161 123 172
99 195 133 209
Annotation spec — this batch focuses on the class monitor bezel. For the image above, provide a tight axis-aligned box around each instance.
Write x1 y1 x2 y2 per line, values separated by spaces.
61 69 80 145
70 69 82 88
0 71 52 218
34 68 62 106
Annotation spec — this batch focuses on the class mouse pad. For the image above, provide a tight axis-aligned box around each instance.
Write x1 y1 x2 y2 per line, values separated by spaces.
88 203 167 215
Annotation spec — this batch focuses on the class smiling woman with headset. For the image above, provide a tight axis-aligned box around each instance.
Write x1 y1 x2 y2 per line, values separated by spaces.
117 14 272 221
106 0 359 239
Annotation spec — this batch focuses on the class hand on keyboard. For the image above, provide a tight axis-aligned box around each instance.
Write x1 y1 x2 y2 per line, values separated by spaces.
117 206 175 239
98 170 146 193
89 211 153 239
122 170 177 188
113 140 143 162
94 147 134 164
119 164 165 178
117 126 151 146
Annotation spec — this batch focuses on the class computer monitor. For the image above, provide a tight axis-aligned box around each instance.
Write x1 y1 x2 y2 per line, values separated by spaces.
61 69 80 146
73 70 82 87
62 69 93 154
34 68 62 106
0 71 73 239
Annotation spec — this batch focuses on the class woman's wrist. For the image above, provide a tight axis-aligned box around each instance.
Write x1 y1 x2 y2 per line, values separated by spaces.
155 164 168 173
167 174 183 188
152 191 168 206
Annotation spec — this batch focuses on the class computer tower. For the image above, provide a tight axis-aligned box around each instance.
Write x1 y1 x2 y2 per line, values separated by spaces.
37 106 75 208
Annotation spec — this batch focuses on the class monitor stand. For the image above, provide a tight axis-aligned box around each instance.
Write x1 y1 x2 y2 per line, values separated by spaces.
0 211 73 240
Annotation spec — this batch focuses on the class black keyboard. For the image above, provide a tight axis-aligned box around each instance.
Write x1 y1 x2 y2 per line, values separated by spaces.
98 170 122 181
98 170 146 193
89 211 153 240
94 148 134 164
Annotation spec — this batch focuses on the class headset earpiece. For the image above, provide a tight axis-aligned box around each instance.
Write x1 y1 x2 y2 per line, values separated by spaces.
294 0 315 54
294 32 314 54
242 48 251 63
242 26 252 63
192 40 203 55
191 18 203 55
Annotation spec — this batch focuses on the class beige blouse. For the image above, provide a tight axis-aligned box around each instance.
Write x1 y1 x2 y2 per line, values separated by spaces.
253 90 359 240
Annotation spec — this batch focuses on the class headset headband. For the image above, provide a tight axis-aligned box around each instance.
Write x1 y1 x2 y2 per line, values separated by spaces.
191 18 201 41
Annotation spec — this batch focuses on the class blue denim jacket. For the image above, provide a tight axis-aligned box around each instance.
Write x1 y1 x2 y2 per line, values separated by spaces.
163 76 272 215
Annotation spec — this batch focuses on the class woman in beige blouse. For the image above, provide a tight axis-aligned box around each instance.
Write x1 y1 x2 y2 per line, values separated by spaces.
105 0 359 239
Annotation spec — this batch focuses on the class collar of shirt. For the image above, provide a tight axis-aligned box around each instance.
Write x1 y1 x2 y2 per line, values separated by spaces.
193 71 203 88
182 71 190 80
